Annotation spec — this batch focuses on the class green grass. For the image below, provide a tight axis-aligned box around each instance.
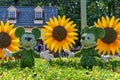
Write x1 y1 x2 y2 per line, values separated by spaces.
0 57 120 80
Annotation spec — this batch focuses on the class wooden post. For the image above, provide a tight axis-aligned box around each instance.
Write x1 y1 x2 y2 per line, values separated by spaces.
81 0 87 29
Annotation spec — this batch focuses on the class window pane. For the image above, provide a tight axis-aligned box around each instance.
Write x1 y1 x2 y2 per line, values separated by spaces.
36 12 42 19
9 12 15 18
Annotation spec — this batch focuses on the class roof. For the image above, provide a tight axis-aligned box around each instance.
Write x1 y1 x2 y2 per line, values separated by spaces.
8 5 17 11
0 6 58 27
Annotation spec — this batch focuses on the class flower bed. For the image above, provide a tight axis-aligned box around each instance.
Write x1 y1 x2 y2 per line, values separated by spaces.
0 57 120 80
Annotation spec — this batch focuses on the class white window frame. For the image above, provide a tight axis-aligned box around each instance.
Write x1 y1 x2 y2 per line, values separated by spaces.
9 11 16 19
35 12 42 19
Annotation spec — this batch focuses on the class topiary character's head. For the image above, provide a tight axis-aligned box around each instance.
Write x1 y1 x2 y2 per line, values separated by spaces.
15 27 41 50
81 26 105 49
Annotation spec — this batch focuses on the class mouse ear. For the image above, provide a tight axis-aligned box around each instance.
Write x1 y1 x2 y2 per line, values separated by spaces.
32 28 41 39
81 25 89 35
95 27 105 38
15 27 25 37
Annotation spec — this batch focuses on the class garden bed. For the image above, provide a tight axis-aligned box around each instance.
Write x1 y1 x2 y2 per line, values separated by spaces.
0 57 120 80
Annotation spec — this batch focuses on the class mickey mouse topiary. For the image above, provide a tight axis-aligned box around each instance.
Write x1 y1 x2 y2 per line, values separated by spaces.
14 27 41 68
76 26 105 69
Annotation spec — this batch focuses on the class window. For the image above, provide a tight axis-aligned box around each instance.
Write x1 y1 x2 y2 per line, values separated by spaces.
35 12 42 20
9 12 15 19
34 6 43 24
7 6 17 23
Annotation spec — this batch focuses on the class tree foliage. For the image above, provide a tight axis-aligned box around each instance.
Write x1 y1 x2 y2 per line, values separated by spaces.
0 0 119 25
87 0 120 25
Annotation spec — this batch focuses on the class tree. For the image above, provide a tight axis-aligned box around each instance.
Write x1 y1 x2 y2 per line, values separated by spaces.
14 0 19 5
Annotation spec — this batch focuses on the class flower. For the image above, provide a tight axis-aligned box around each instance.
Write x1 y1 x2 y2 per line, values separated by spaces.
94 16 120 55
41 16 78 53
0 21 20 58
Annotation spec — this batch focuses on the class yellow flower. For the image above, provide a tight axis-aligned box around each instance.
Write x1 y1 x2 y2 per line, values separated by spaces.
94 16 120 55
41 16 78 53
0 21 20 58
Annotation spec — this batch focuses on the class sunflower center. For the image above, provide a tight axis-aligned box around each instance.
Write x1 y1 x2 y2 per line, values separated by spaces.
0 32 12 48
101 28 117 44
52 26 67 41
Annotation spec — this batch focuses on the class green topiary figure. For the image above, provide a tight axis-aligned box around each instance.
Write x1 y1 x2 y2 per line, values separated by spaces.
76 26 105 69
14 27 41 68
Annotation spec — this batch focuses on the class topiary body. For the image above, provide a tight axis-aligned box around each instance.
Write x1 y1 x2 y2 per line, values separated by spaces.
14 27 41 68
76 26 105 69
20 49 34 68
80 47 100 69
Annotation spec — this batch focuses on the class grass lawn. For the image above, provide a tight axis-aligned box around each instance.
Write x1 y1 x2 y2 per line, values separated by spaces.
0 57 120 80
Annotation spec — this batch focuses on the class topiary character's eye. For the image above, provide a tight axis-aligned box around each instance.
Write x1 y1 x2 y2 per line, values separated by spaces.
88 33 95 41
87 36 90 40
25 37 27 40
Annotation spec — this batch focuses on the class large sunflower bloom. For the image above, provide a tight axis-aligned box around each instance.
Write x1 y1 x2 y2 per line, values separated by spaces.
41 16 78 53
94 16 120 55
0 21 20 58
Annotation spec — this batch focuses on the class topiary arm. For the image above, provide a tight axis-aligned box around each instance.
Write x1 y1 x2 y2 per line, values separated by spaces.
33 51 40 58
75 50 83 57
92 50 101 57
28 49 40 58
13 50 23 57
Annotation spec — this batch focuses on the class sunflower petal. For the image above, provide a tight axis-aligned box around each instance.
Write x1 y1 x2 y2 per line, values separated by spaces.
0 21 4 31
102 16 107 28
7 44 19 52
11 39 20 46
49 18 56 28
43 33 52 36
68 32 78 35
94 21 99 27
68 42 73 48
62 41 70 50
44 25 53 31
44 37 53 44
54 45 59 53
8 24 14 32
61 16 66 26
58 47 62 53
112 18 120 28
107 47 111 55
110 16 115 28
64 18 70 26
53 17 58 26
4 21 10 32
114 23 120 32
51 41 56 50
0 48 5 58
66 37 75 44
106 16 110 27
110 47 115 55
58 15 61 25
97 19 102 27
71 24 76 28
65 21 73 29
9 28 16 39
115 47 120 54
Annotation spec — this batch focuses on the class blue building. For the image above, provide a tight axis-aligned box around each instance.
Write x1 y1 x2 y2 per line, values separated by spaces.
0 5 58 30
0 5 58 52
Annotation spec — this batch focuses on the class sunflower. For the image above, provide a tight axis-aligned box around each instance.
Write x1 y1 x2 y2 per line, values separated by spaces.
41 16 78 53
94 16 120 55
0 21 20 58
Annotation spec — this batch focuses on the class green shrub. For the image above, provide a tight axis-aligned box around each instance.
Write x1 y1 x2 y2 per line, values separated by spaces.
0 57 120 80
